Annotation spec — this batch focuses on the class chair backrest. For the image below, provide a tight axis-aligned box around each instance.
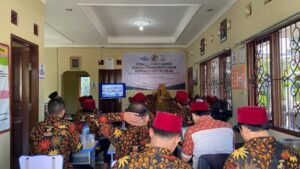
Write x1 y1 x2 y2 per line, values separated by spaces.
198 153 230 169
19 155 63 169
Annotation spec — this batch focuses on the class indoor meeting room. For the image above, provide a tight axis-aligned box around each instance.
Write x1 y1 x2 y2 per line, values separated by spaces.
0 0 300 169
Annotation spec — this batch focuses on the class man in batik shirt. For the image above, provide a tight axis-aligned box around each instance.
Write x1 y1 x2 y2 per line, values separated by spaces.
97 102 151 160
30 98 82 169
169 91 193 126
224 106 300 169
181 101 234 168
114 112 192 169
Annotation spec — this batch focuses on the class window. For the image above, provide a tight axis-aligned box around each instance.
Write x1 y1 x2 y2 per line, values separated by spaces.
248 20 300 135
200 51 232 103
80 76 90 96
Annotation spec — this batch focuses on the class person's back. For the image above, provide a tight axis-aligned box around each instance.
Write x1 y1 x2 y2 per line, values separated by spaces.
224 106 300 169
114 112 192 169
30 98 81 169
97 102 151 159
181 102 234 168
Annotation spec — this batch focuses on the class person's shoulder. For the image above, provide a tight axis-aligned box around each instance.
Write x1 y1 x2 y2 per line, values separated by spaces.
114 155 133 168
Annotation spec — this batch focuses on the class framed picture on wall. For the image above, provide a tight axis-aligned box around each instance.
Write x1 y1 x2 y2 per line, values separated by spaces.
200 38 205 55
220 19 227 43
70 56 81 70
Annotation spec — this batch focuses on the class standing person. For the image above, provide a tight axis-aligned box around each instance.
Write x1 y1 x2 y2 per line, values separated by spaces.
181 101 234 168
97 102 151 160
155 83 171 111
30 97 82 169
114 112 192 169
224 106 300 169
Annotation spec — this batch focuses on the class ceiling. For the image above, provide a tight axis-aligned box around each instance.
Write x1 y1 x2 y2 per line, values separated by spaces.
44 0 235 48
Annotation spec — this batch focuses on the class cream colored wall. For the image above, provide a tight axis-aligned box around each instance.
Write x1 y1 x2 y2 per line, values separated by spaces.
187 0 300 138
0 0 44 168
44 47 186 111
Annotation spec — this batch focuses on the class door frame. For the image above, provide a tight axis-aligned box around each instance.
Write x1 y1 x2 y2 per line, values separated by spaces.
10 34 39 168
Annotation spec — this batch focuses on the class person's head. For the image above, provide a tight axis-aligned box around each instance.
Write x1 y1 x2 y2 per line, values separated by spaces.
190 102 210 123
175 91 189 106
206 95 217 105
48 91 59 100
150 112 182 152
48 97 65 118
83 99 96 112
158 83 166 91
236 106 270 141
126 102 150 122
130 92 146 103
88 95 93 99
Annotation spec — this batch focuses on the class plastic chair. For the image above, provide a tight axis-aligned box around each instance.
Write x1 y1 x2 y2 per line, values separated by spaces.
19 155 63 169
197 153 230 169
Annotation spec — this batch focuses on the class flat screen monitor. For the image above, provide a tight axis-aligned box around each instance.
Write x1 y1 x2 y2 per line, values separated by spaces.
99 83 126 99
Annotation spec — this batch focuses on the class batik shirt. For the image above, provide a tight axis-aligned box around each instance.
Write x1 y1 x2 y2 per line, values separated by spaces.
72 111 99 135
30 116 82 169
97 113 150 159
114 146 192 169
169 102 193 126
182 115 233 168
224 136 300 169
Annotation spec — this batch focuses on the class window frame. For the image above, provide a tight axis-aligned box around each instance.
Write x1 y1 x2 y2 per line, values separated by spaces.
247 19 300 136
199 51 232 103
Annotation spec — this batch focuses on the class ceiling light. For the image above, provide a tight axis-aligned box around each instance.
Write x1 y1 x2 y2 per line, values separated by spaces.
131 18 151 31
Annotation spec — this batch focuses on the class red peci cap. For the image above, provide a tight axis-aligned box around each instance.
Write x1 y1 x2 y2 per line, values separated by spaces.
190 102 209 112
83 99 96 110
153 112 182 133
237 106 268 125
132 92 146 103
206 95 217 105
79 96 88 103
176 91 189 105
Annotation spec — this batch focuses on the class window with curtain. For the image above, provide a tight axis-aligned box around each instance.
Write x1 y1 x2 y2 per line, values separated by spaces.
200 51 232 104
248 20 300 135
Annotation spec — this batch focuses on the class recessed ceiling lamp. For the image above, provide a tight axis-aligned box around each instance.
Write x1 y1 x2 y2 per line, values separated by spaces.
131 18 151 31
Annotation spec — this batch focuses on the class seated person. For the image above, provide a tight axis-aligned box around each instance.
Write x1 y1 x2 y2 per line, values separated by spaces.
30 97 81 169
129 92 146 104
181 101 234 169
83 95 96 112
169 91 193 126
114 112 192 169
224 106 300 169
97 102 151 160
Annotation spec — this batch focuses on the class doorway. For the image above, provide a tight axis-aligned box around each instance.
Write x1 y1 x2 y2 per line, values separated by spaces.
61 71 89 114
98 69 122 113
10 35 39 169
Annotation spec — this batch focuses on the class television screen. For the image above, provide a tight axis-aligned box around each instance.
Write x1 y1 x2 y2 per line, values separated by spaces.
99 83 126 99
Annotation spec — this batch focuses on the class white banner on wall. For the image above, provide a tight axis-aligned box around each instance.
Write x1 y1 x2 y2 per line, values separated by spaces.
123 52 186 90
0 43 10 132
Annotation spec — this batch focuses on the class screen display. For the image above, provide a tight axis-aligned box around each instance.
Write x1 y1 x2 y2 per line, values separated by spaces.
99 83 126 99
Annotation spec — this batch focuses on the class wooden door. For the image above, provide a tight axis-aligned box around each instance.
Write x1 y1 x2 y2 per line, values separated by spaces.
98 69 122 113
11 36 39 169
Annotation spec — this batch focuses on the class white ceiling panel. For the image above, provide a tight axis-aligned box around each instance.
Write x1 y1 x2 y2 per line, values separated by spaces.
44 0 236 47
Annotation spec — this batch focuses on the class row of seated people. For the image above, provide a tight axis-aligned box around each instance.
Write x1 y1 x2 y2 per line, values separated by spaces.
29 91 300 169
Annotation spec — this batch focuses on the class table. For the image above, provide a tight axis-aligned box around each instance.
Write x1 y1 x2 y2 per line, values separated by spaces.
72 141 98 169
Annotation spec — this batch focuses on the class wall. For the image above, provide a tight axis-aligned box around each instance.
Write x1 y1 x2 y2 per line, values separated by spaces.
0 0 44 168
186 0 300 138
44 47 186 111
